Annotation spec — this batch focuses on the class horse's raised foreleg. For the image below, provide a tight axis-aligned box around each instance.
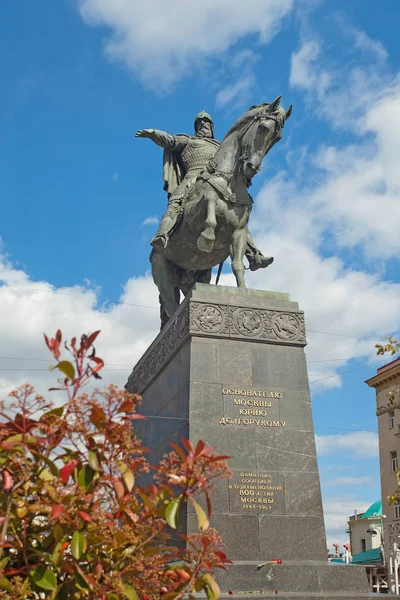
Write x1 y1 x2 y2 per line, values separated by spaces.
197 191 217 253
231 228 247 288
150 251 180 326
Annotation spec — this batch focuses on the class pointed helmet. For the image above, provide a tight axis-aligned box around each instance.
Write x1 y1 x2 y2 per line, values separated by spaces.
194 110 214 137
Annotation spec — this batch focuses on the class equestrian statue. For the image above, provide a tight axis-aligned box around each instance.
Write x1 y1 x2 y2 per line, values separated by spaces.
136 97 292 327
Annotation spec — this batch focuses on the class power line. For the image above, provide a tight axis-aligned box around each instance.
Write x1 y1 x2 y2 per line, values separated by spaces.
307 356 370 363
314 426 376 433
307 329 382 342
0 353 377 366
309 362 381 384
0 284 394 343
0 367 130 372
0 355 133 367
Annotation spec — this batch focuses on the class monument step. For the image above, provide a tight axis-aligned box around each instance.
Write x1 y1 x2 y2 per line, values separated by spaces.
218 594 393 599
215 561 373 595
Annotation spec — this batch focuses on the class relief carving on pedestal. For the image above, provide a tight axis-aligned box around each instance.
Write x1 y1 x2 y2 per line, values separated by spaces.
126 300 306 395
190 302 306 345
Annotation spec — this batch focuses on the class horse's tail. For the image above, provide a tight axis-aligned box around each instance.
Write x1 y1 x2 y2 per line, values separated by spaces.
215 261 224 285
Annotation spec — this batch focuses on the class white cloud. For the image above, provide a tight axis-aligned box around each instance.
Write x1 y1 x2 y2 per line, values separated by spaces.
325 476 376 487
289 33 395 132
289 41 330 99
316 432 379 459
352 28 388 60
324 495 370 546
112 171 119 182
141 216 159 227
78 0 293 90
0 253 159 404
216 75 254 108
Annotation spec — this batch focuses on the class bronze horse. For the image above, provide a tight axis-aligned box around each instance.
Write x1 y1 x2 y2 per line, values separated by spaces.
151 97 292 326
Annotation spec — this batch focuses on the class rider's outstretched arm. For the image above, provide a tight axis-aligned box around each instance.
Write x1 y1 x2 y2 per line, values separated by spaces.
135 129 188 151
135 129 174 148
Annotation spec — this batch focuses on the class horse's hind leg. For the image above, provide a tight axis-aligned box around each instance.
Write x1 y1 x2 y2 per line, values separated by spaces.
151 252 180 324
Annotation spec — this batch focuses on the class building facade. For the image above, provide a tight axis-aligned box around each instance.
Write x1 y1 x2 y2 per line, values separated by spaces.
348 500 383 557
366 357 400 592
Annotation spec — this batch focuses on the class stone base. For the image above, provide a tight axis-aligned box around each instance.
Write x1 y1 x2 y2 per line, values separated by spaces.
125 284 383 598
214 561 383 597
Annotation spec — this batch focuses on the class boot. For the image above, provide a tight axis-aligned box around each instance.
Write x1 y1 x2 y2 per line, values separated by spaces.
151 232 169 251
248 254 274 271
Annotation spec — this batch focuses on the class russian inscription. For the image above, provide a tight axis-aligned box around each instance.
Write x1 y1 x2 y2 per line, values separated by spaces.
220 385 285 427
228 471 285 513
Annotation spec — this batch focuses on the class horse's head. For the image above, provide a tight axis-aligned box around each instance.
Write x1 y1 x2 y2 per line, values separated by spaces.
239 96 292 179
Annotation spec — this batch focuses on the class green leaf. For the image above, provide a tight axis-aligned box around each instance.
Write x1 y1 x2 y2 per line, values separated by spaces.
35 453 60 477
39 468 55 481
50 360 75 379
78 465 95 491
0 577 12 592
123 583 138 600
202 574 220 600
41 406 64 421
190 497 209 531
165 495 181 529
53 524 64 542
30 565 57 591
88 450 102 472
51 541 64 566
71 530 86 560
119 462 135 492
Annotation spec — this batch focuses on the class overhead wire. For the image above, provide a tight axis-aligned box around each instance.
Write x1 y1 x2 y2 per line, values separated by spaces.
0 283 394 343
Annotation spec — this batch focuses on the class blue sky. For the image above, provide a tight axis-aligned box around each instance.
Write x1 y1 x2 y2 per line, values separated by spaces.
1 0 400 549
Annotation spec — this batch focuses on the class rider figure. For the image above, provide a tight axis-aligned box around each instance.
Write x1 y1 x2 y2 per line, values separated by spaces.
136 112 273 271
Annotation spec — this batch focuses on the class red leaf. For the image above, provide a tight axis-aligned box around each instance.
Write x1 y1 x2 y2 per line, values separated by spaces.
118 399 136 413
112 477 125 500
60 460 78 484
205 488 212 518
195 440 214 457
86 330 101 348
195 440 205 455
90 358 104 373
90 406 106 425
51 504 64 519
181 438 194 454
78 511 92 522
169 442 186 461
2 470 13 490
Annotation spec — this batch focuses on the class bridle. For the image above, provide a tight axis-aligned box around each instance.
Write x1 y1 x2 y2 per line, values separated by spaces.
203 111 284 186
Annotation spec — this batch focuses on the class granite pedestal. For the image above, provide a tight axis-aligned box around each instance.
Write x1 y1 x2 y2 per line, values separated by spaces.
125 284 384 599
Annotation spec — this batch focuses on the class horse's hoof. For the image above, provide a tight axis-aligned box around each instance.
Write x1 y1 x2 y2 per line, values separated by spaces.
197 234 214 253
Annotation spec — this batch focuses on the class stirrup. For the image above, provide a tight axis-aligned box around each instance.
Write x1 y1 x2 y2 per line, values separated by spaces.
151 234 169 250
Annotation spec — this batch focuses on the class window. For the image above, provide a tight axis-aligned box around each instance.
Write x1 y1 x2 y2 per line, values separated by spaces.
395 504 400 520
391 450 398 472
361 538 366 552
390 411 395 429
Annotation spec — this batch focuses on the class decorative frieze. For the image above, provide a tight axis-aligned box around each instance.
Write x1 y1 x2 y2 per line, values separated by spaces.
189 302 306 345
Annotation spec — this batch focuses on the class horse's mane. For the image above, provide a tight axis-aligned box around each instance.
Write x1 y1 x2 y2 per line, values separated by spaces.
222 104 270 141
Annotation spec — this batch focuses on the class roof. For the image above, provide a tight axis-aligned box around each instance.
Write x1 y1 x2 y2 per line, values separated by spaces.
377 357 400 374
330 557 345 563
352 548 382 564
366 357 400 387
361 499 382 519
